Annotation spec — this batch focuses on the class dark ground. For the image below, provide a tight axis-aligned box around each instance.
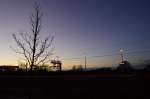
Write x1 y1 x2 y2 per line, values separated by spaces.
0 71 149 99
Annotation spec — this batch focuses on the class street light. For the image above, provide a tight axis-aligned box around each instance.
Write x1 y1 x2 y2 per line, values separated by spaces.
120 48 124 63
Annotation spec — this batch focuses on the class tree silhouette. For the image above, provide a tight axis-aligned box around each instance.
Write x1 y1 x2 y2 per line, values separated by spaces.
12 3 54 71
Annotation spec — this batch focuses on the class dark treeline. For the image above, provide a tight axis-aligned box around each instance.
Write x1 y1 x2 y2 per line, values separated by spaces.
0 64 149 76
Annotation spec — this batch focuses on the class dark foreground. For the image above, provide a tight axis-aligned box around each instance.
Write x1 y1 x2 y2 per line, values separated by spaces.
0 71 149 99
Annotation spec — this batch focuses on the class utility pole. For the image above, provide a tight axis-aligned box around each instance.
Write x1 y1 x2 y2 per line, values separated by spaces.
84 56 87 71
81 49 87 71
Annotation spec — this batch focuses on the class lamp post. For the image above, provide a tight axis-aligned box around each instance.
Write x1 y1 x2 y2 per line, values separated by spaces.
84 55 87 71
120 49 124 63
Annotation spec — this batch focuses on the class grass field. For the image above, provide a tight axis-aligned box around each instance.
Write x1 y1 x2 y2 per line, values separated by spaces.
0 70 149 99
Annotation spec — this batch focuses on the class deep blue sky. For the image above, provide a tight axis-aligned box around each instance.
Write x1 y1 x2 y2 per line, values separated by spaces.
0 0 150 69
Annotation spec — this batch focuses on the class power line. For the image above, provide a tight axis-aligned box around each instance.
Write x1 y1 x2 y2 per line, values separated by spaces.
61 53 120 60
61 57 82 60
58 49 150 70
61 49 150 61
125 49 150 55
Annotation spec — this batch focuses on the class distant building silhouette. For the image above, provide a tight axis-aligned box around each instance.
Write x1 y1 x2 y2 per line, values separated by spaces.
51 60 62 71
0 65 19 72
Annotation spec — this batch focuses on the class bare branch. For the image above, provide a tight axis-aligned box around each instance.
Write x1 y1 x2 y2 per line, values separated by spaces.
20 33 33 51
37 52 52 65
12 34 31 65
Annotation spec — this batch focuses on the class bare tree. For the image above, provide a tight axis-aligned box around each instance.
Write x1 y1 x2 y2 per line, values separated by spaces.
12 3 54 71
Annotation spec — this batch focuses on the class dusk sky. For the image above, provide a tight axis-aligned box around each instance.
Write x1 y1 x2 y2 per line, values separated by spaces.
0 0 150 69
